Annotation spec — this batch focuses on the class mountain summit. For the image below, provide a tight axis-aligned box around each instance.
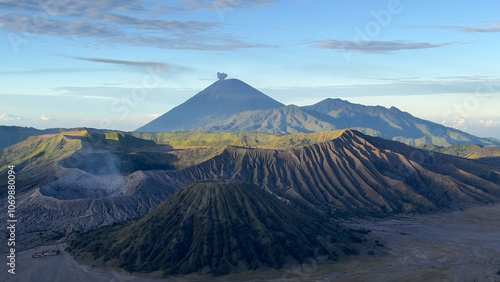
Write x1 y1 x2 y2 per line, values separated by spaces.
136 79 284 132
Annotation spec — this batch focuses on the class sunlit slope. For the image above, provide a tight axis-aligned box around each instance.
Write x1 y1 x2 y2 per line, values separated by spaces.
172 130 500 217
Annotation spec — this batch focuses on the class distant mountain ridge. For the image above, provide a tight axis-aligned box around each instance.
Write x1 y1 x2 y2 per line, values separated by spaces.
136 79 500 147
302 98 497 146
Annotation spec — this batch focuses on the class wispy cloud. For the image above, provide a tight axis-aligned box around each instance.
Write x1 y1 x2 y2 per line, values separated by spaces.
309 39 451 54
0 68 109 75
0 57 191 75
114 34 271 50
179 0 281 10
52 86 196 102
0 0 274 51
430 22 500 33
70 57 177 71
0 12 121 38
40 115 50 121
263 76 500 97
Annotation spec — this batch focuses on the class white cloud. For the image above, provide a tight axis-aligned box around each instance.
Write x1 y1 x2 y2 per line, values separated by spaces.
41 115 50 121
148 113 161 119
0 114 24 121
451 119 467 130
484 120 499 128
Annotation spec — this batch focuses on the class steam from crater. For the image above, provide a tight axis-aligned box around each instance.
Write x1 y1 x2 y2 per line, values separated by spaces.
217 72 228 80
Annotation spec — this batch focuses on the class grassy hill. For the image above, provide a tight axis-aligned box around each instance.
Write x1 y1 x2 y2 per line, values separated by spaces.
419 143 500 166
132 130 346 149
0 130 175 196
131 131 279 148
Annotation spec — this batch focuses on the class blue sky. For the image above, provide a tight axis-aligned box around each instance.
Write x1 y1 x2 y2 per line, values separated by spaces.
1 0 499 138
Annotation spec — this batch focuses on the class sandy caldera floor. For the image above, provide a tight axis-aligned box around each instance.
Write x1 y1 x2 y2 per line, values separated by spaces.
2 204 500 282
311 203 500 282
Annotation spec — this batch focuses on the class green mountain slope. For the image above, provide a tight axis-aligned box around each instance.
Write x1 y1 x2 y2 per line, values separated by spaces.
200 98 499 146
0 126 120 150
204 105 338 135
0 130 174 196
67 181 361 276
134 79 499 147
0 131 85 195
0 126 68 150
131 131 279 148
303 98 498 146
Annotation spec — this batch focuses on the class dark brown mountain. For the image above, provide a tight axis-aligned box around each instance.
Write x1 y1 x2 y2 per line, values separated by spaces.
170 130 500 217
